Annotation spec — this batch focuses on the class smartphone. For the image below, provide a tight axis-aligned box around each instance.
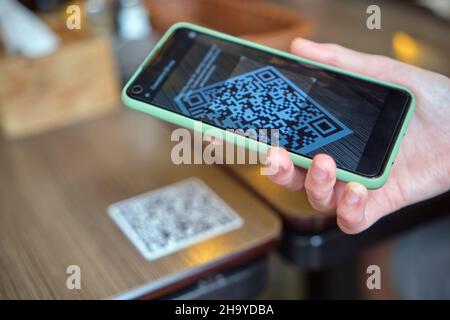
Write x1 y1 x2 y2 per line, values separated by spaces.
122 22 415 189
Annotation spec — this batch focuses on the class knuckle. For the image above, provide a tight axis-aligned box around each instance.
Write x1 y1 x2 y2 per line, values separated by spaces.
310 201 328 212
308 188 328 202
338 210 364 229
307 188 333 212
305 179 333 201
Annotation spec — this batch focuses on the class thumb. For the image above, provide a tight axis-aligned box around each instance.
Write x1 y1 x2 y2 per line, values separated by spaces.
290 38 396 81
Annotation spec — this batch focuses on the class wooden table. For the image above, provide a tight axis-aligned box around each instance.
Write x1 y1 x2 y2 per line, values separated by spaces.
2 0 448 300
0 108 281 299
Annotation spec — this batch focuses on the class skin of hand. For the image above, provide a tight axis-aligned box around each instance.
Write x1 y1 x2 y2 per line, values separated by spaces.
265 38 450 234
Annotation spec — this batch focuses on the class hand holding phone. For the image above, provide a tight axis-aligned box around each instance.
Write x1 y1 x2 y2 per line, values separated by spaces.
266 38 450 234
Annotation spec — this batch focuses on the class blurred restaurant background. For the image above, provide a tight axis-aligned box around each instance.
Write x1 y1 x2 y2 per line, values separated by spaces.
0 0 449 299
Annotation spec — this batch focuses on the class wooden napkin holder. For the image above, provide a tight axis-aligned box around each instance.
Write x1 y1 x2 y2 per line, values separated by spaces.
0 14 120 140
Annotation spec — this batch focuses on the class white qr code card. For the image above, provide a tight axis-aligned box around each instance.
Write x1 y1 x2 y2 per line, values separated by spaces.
108 178 244 260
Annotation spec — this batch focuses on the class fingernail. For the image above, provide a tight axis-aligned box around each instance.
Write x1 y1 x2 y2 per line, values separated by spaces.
344 188 360 205
312 165 327 182
292 37 311 46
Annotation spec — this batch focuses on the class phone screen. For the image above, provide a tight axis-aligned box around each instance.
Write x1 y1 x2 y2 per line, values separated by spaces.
127 27 412 177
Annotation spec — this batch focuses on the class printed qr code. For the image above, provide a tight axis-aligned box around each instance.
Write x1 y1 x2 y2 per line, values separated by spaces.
108 178 243 260
175 66 352 153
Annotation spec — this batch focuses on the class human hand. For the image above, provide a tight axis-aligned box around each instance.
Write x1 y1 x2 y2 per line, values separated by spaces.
266 38 450 234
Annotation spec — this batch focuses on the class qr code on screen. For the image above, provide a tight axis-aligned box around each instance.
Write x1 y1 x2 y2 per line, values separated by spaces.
108 178 243 260
175 66 352 153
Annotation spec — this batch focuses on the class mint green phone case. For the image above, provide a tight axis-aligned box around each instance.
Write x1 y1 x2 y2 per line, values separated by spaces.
122 22 415 189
